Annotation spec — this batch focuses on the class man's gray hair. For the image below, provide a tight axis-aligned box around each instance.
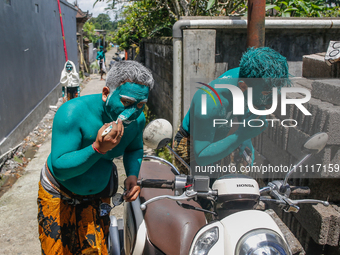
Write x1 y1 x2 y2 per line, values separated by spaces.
106 60 154 90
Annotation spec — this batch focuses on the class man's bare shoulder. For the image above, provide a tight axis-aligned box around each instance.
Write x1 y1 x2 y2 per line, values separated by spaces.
54 94 103 127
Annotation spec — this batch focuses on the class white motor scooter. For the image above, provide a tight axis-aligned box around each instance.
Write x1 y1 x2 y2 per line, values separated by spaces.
104 119 330 255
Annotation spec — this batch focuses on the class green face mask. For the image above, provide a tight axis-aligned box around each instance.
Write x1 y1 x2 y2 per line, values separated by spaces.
66 62 73 73
246 79 273 108
105 82 149 124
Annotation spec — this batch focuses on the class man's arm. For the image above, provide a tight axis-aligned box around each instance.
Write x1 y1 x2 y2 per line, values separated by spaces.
122 114 145 202
50 103 123 181
123 115 145 177
192 97 267 166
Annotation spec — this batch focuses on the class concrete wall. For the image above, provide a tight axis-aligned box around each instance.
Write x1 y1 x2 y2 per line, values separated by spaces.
0 0 78 156
139 37 173 123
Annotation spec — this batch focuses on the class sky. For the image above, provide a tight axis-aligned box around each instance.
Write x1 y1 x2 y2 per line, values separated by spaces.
75 0 117 20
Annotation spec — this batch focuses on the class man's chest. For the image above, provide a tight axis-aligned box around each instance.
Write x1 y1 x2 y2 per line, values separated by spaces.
80 121 138 160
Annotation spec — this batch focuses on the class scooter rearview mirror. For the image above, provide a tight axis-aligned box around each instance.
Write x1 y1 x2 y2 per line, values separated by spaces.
111 193 124 207
100 203 113 217
302 132 328 154
143 119 173 150
282 132 329 188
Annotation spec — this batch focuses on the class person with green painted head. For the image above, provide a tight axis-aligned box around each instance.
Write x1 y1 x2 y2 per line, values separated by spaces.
37 61 154 254
60 60 80 102
173 47 290 175
97 45 106 80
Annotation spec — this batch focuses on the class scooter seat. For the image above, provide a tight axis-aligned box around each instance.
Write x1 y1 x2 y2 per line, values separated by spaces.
139 161 206 255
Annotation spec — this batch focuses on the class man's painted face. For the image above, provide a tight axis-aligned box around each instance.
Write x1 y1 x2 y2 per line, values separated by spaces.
66 62 73 73
247 79 273 108
105 82 149 124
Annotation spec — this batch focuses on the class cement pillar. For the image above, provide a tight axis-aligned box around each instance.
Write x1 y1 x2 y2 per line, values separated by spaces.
182 30 216 116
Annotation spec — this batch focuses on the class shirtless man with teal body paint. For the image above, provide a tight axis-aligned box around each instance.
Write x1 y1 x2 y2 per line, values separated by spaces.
38 61 154 254
174 47 290 174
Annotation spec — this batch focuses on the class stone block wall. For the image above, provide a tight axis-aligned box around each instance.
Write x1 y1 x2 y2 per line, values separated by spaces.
303 53 340 79
252 77 340 253
138 37 173 124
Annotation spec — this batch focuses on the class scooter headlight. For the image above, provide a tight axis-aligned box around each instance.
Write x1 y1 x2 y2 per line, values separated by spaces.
235 229 292 255
191 227 219 255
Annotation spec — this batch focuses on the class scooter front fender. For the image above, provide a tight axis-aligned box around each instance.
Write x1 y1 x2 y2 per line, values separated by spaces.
124 197 147 255
189 210 287 255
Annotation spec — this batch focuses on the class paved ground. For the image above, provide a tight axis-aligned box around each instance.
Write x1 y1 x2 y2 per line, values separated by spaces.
0 48 126 254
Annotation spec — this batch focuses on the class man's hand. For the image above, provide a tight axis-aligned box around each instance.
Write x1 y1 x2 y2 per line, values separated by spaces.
123 175 140 202
93 119 124 153
239 139 255 166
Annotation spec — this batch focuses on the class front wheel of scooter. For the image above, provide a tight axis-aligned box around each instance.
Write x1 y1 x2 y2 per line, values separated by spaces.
108 215 121 255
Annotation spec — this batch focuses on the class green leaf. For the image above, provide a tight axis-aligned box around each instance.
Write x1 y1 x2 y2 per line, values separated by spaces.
93 0 102 8
311 4 322 10
282 12 291 17
298 0 310 13
278 1 288 7
207 0 215 10
266 4 277 10
284 7 299 11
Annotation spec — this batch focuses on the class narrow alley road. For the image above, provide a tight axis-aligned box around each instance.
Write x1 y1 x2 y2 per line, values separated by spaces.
0 48 126 254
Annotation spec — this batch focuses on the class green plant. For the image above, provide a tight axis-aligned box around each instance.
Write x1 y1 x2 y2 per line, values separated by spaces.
90 61 99 73
267 0 330 17
83 22 97 43
156 145 173 162
322 5 340 17
79 70 84 79
113 0 175 50
142 104 173 161
143 104 155 126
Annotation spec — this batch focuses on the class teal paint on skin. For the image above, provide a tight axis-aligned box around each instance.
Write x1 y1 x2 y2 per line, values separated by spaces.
105 82 149 124
183 68 261 166
66 62 73 72
96 47 106 62
47 82 149 196
244 80 273 108
181 47 289 167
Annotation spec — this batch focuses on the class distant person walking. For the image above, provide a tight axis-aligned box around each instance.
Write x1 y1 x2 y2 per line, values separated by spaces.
97 46 106 80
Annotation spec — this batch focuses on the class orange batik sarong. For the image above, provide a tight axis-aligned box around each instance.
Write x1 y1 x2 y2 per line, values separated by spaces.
37 181 110 255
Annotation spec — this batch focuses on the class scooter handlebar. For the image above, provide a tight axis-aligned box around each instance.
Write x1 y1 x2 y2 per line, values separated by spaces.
137 179 174 189
140 190 198 210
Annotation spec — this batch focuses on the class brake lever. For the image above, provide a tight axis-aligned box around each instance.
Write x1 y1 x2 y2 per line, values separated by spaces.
268 189 329 213
281 196 300 213
289 199 329 207
140 190 197 210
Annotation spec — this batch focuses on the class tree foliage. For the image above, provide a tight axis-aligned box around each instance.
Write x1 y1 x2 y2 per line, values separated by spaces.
113 1 176 50
83 22 96 43
88 13 118 31
93 0 340 49
266 0 336 17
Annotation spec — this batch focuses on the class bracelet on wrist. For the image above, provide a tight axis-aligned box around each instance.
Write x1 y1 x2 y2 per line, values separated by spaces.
92 142 106 155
